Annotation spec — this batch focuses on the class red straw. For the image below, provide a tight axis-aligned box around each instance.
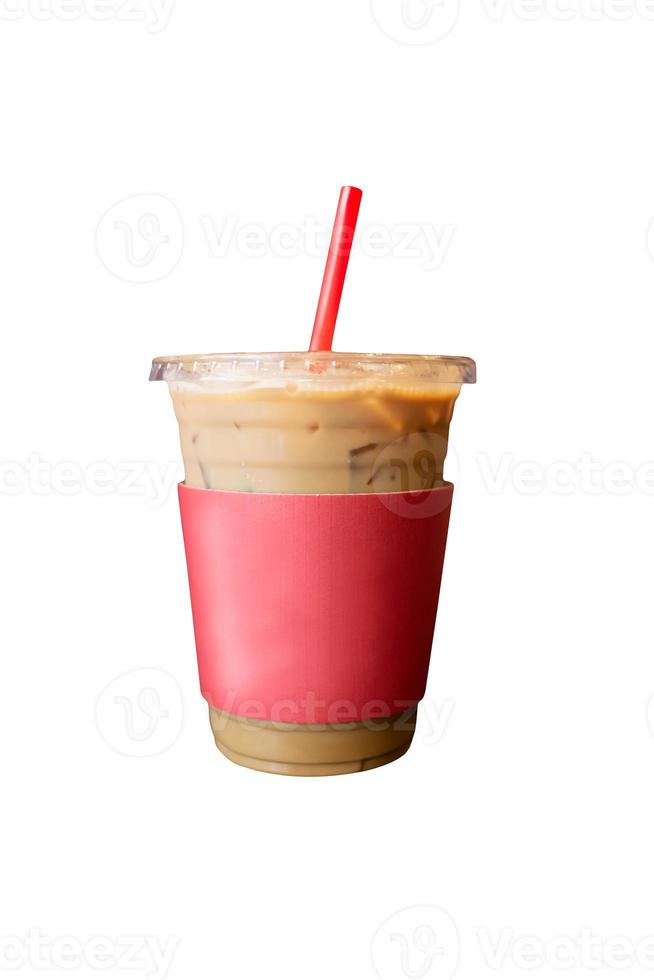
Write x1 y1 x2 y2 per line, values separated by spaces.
309 185 363 352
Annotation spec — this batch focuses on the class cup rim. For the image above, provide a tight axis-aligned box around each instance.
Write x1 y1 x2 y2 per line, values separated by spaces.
150 351 476 385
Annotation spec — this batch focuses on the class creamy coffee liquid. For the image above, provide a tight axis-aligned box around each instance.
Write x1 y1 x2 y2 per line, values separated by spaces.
170 383 461 494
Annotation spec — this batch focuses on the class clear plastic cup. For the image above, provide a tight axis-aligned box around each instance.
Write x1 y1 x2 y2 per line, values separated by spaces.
151 351 476 775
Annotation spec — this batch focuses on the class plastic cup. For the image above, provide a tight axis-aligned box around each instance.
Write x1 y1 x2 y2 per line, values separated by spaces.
151 351 475 775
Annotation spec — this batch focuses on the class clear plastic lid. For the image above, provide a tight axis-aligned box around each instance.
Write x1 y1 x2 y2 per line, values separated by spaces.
149 352 476 388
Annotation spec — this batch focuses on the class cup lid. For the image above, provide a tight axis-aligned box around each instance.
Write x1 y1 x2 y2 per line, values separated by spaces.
150 352 476 386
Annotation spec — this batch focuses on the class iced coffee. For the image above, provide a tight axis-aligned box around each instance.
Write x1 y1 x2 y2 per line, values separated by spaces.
151 351 476 775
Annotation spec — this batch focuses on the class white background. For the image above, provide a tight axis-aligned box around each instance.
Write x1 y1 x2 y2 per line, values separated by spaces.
1 1 653 979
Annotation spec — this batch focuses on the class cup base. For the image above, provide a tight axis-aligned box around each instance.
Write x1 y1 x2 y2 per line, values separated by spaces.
208 705 417 777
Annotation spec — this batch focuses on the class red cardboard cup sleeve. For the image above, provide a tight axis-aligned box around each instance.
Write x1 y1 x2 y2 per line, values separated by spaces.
178 483 454 725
